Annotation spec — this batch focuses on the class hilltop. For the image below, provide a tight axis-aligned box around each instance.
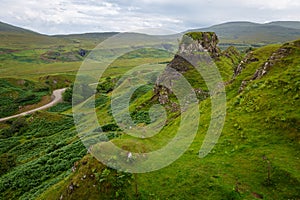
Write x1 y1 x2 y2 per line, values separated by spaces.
1 20 300 49
0 21 63 48
0 21 41 34
191 21 300 46
266 21 300 29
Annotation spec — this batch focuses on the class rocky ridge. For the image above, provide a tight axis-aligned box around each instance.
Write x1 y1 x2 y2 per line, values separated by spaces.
154 32 220 104
237 43 295 93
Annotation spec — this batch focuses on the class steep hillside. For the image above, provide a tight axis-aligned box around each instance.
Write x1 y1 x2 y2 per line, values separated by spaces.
0 78 50 118
0 113 86 200
32 35 300 199
0 21 65 48
0 21 41 34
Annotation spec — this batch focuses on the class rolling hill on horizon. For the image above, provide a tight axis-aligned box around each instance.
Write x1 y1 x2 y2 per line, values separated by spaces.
191 21 300 45
266 21 300 29
1 20 300 47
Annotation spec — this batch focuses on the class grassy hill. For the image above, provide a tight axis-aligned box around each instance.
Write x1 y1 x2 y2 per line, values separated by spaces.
38 39 299 200
0 22 88 81
53 32 118 48
266 21 300 29
0 21 66 48
0 21 41 34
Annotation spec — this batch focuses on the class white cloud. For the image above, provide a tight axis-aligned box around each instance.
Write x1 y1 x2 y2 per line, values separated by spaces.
0 0 299 34
242 0 300 10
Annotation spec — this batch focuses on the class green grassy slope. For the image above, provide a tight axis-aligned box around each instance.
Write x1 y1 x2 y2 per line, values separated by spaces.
33 40 300 199
0 21 67 48
0 21 41 34
0 22 91 82
0 78 51 118
0 113 86 200
53 32 118 49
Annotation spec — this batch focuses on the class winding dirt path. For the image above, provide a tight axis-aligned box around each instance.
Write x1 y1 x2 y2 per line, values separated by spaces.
0 88 67 122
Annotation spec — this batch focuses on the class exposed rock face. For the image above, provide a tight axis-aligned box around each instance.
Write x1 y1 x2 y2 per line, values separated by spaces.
154 32 220 104
237 45 292 93
195 88 210 101
234 52 259 78
252 47 291 80
181 32 220 59
222 46 240 59
165 32 220 73
164 54 192 72
238 80 248 93
222 46 242 68
153 85 171 105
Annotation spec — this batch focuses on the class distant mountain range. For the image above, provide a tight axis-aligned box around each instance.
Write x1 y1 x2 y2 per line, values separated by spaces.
190 21 300 45
266 21 300 29
1 21 300 47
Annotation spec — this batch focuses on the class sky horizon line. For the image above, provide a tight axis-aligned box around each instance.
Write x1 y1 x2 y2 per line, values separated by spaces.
1 19 300 36
1 0 299 35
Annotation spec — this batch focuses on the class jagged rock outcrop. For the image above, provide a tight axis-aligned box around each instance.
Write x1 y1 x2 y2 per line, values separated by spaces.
237 44 293 93
154 32 220 104
222 46 242 67
238 80 248 93
180 32 221 59
222 46 240 59
153 85 171 105
195 88 210 101
164 54 193 72
233 52 259 78
167 32 221 73
252 47 291 80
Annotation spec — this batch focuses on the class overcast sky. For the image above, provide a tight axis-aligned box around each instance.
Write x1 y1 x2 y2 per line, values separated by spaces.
1 0 299 35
